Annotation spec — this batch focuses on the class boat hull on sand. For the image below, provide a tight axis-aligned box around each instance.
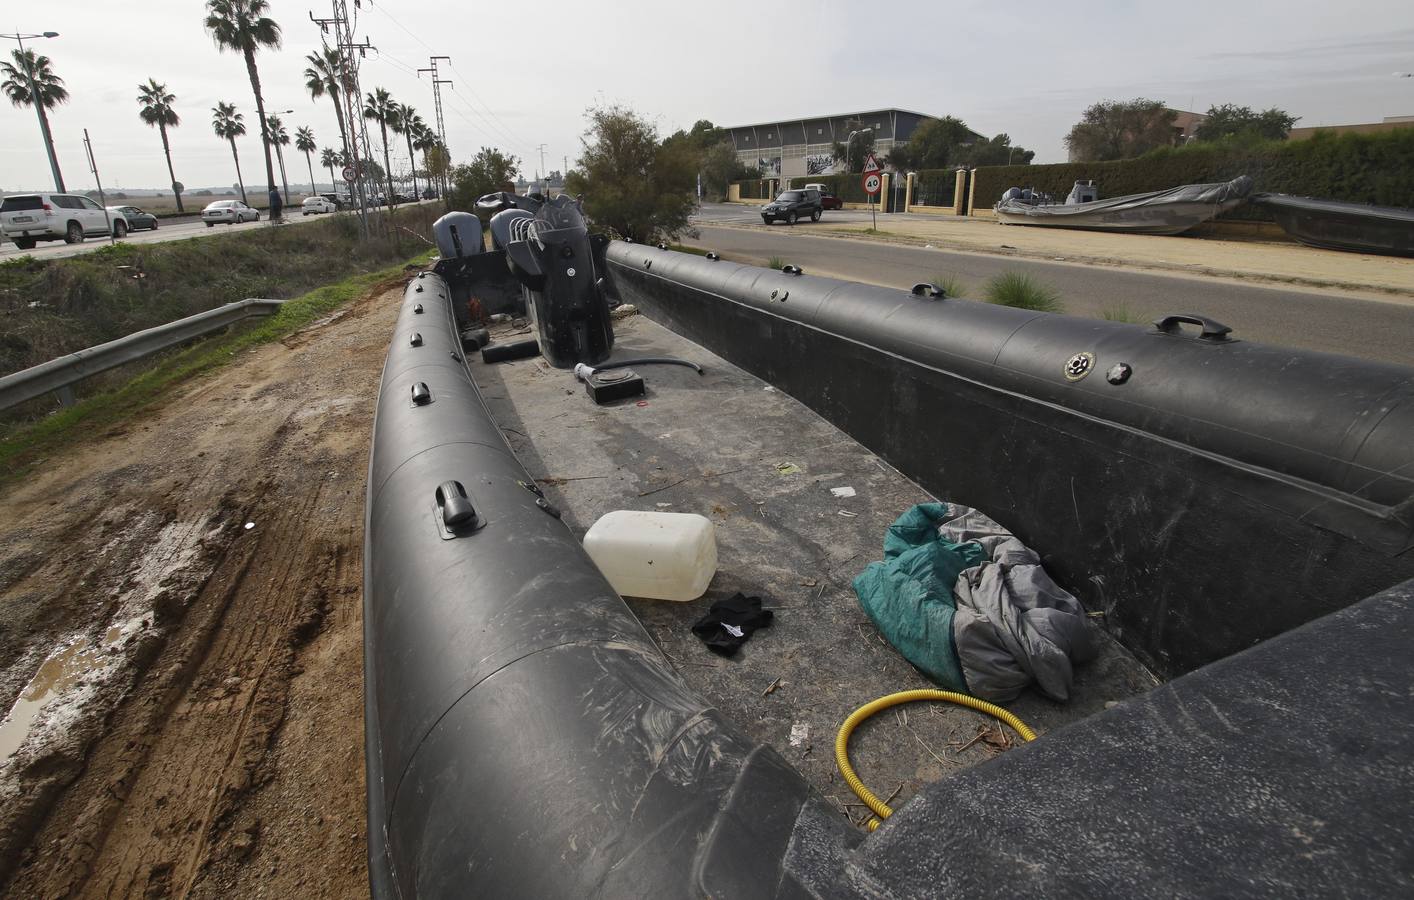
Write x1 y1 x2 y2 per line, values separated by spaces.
995 175 1253 235
1255 193 1414 257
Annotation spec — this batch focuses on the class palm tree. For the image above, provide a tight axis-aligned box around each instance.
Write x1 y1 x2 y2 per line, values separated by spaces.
363 87 398 207
136 79 184 212
421 133 451 200
320 146 342 193
204 0 281 210
295 126 317 195
303 47 350 162
211 101 248 204
266 114 290 203
392 103 424 200
1 49 69 191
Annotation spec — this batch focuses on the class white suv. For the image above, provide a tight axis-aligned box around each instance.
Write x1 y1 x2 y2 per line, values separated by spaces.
0 192 126 249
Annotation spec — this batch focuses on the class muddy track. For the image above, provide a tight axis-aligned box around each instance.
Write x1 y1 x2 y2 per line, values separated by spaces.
0 276 408 898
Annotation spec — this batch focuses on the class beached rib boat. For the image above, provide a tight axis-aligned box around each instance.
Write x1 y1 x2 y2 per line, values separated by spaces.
1254 192 1414 257
362 214 1414 898
994 175 1253 235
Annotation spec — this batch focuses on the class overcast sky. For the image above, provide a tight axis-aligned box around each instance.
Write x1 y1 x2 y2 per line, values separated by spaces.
3 0 1412 194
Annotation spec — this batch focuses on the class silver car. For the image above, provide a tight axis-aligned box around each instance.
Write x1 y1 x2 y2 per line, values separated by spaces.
202 200 260 226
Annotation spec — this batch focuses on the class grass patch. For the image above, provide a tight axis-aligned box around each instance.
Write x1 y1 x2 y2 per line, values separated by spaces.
984 272 1062 312
668 244 711 257
1 206 443 384
767 256 785 270
1100 304 1145 323
930 274 967 299
0 252 431 482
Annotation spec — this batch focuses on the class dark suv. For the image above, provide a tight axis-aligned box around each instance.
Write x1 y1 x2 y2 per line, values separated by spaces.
761 189 823 225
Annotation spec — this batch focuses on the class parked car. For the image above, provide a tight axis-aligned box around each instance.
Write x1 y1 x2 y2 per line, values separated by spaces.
0 192 128 249
761 189 823 225
302 196 337 215
422 188 439 200
818 193 843 210
202 200 260 226
108 205 159 231
317 192 346 210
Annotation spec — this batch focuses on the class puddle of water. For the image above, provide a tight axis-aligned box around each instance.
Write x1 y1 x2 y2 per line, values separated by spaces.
0 515 210 762
0 626 125 760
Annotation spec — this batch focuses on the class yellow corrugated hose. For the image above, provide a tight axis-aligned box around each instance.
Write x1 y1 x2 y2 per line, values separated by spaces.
834 689 1037 831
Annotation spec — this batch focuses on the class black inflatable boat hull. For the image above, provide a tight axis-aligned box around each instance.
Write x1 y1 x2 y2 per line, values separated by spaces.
604 243 1414 679
1255 192 1414 257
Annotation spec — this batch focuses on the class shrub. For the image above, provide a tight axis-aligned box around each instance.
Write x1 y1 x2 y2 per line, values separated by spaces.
984 272 1061 312
767 256 785 270
1100 304 1144 323
930 274 966 298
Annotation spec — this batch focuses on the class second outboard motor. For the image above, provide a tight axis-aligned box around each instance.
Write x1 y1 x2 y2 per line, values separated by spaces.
476 191 613 368
433 211 484 259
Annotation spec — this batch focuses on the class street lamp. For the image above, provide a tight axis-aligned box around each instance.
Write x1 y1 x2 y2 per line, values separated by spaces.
1 30 63 191
844 127 873 173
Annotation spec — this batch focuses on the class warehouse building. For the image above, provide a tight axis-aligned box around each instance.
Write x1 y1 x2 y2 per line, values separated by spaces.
724 109 980 178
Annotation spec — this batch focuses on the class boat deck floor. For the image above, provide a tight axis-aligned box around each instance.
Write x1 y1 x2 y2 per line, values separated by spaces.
471 311 1158 827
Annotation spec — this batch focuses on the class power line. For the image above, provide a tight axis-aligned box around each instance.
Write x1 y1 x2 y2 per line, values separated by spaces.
416 56 452 156
358 0 534 155
446 60 533 149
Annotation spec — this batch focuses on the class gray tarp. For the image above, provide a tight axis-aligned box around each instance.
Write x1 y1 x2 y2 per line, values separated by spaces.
994 175 1254 235
941 505 1096 702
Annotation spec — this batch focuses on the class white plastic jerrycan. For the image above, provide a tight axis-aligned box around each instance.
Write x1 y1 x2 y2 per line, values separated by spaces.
583 510 717 601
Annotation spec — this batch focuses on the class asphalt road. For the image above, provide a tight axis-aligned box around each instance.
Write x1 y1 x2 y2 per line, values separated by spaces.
686 207 1414 366
0 211 327 262
0 201 435 262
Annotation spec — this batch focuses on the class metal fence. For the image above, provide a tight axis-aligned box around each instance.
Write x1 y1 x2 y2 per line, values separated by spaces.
0 298 284 411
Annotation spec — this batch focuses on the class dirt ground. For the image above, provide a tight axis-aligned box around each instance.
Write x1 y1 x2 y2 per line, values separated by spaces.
0 277 411 898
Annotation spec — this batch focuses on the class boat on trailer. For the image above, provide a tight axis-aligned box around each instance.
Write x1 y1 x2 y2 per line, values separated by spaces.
361 197 1414 898
1254 192 1414 257
994 175 1254 235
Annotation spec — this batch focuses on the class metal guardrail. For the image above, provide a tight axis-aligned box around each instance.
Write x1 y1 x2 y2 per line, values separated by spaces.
0 298 284 411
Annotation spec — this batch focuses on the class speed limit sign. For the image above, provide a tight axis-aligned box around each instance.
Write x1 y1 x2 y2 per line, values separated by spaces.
862 172 882 195
342 165 357 183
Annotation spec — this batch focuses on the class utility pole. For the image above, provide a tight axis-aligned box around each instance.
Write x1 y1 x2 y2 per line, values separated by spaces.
82 129 115 245
311 2 375 238
417 56 451 199
3 31 65 192
536 144 547 191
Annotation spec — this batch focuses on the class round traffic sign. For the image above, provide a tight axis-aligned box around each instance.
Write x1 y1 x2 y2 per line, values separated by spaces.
342 165 357 183
863 172 882 195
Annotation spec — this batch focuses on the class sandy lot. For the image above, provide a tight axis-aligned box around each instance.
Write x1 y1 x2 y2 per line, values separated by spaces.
809 212 1414 298
0 277 409 898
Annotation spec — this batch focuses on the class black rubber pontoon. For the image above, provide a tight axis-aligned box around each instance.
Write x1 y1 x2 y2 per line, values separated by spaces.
364 253 1414 897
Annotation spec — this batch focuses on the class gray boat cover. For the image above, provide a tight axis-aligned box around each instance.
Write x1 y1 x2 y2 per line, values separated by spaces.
940 505 1096 701
854 502 1095 703
994 175 1253 234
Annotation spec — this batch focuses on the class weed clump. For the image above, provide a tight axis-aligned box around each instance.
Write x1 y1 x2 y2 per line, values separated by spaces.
984 272 1061 312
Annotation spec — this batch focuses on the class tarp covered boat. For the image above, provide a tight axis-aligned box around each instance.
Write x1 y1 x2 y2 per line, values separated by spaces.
994 175 1253 235
1254 192 1414 257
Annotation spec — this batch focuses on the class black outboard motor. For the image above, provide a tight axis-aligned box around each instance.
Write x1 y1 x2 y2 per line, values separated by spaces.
476 191 614 368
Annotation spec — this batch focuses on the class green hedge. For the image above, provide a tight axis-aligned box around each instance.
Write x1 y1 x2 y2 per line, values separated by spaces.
733 179 770 200
971 128 1414 218
911 168 959 207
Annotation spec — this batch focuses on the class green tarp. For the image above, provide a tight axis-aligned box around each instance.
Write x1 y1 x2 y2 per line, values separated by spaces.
852 503 987 691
